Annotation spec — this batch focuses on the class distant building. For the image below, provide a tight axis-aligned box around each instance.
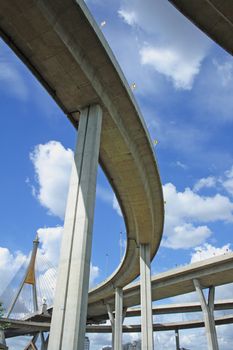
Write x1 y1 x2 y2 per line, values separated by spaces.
123 340 141 349
102 347 112 350
84 336 90 350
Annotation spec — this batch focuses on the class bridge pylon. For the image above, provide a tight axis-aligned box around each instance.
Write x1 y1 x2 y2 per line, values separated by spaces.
6 233 39 318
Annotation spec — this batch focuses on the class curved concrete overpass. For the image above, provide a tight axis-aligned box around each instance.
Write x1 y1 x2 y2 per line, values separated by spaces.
0 0 163 298
0 1 163 348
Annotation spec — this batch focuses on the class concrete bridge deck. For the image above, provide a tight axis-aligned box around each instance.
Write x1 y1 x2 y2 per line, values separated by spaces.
3 314 233 338
87 253 233 322
0 0 164 303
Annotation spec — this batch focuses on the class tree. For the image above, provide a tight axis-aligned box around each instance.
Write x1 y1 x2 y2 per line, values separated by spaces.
0 302 9 330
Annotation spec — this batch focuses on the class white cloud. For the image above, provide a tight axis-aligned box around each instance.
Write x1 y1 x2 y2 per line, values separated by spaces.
0 226 100 315
37 226 63 268
89 263 100 288
97 185 122 217
0 248 27 295
164 182 233 223
118 0 211 90
163 223 211 249
191 243 231 263
113 195 122 217
193 176 217 192
96 185 113 204
140 46 201 90
222 166 233 196
162 182 233 249
30 142 122 219
118 9 137 26
175 161 188 170
213 59 233 87
0 40 28 100
192 166 233 198
30 141 73 219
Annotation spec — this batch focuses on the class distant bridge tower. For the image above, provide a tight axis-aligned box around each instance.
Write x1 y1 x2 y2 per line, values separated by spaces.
6 234 39 317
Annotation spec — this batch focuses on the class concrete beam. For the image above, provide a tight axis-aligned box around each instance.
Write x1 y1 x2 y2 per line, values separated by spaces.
0 0 164 317
4 314 233 338
193 279 219 350
48 105 102 350
140 244 154 350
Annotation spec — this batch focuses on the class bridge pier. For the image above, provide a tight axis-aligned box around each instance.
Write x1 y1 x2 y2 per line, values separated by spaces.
193 279 219 350
48 105 102 350
114 287 123 350
140 244 154 350
106 288 124 350
175 329 180 350
106 304 115 348
0 330 7 350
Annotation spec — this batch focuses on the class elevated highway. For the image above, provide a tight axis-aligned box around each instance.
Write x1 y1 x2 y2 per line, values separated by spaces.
87 253 233 322
0 0 164 295
3 254 233 340
3 314 233 338
4 254 233 328
0 1 164 348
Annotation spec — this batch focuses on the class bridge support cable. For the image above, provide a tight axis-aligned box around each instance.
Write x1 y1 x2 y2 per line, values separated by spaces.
140 244 154 350
48 105 102 350
193 279 219 350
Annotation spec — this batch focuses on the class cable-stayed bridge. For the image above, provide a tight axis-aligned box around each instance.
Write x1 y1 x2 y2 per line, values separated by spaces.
0 1 233 349
0 235 56 322
1 237 233 349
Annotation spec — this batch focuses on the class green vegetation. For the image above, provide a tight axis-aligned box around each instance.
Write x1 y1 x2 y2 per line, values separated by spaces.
0 302 9 330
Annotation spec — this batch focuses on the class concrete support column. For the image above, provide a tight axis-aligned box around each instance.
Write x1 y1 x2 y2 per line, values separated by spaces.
175 329 180 350
114 287 123 350
140 244 154 350
48 105 102 350
193 279 219 350
106 304 115 349
41 334 49 350
0 330 7 349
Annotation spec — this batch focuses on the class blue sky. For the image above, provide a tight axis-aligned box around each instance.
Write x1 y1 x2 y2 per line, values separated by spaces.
1 0 233 349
